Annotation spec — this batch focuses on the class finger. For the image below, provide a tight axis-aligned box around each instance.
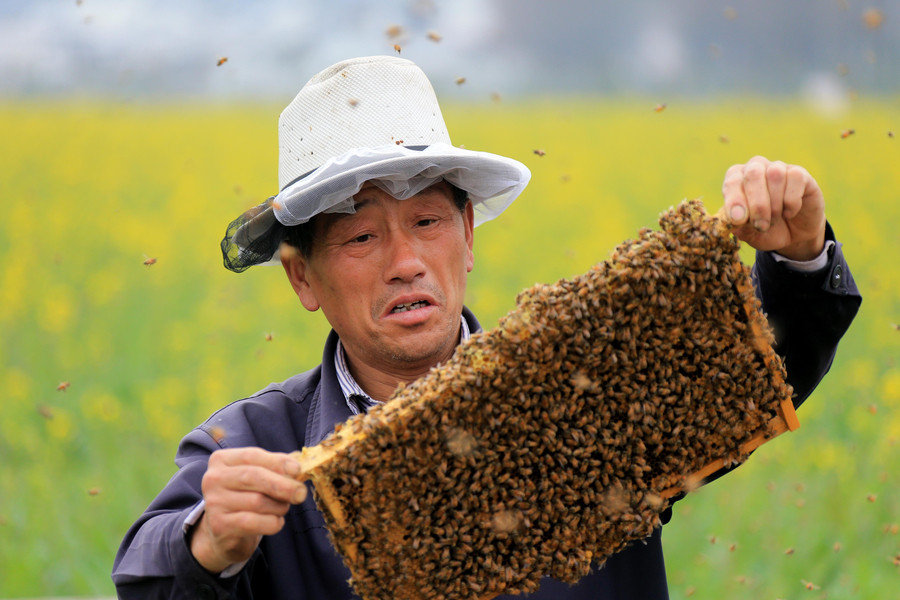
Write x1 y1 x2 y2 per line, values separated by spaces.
742 160 772 231
721 164 749 224
205 506 287 538
214 447 299 476
205 486 294 517
765 160 787 221
206 457 307 504
782 165 808 219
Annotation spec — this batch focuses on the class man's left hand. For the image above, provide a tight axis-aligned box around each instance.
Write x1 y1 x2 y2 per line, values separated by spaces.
721 156 826 261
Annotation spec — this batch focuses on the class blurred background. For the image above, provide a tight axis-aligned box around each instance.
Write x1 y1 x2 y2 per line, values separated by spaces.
2 0 898 102
1 1 897 598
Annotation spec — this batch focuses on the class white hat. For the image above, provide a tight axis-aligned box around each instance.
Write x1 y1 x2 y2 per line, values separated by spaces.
221 55 531 272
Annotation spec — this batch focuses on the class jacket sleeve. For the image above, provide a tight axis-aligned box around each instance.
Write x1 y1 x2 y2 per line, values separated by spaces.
111 427 254 599
751 222 862 407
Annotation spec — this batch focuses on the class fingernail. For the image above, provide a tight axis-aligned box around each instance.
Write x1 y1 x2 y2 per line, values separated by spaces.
292 485 308 504
753 219 769 231
729 205 746 221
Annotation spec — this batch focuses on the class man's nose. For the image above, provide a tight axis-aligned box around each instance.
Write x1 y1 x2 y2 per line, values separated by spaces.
384 233 426 283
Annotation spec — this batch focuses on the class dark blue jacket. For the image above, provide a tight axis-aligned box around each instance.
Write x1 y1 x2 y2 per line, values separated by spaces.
112 230 860 599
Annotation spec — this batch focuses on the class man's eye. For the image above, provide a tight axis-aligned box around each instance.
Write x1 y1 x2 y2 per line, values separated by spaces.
350 234 372 244
417 218 437 227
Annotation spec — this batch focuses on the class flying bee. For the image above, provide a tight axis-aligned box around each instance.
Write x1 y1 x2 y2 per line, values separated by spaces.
862 8 885 29
217 57 228 67
426 30 442 42
455 76 466 85
801 579 820 590
57 381 71 392
654 103 667 112
533 149 546 157
393 44 402 54
209 426 227 443
840 128 855 139
88 487 101 496
143 256 157 266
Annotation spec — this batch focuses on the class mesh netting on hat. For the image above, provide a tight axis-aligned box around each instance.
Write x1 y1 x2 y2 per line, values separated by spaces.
220 197 284 273
273 144 529 227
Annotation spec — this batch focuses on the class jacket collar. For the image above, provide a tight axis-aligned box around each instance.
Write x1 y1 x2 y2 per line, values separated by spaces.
304 307 482 447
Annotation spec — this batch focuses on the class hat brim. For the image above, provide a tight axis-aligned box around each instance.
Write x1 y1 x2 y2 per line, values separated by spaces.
274 142 530 226
222 143 530 271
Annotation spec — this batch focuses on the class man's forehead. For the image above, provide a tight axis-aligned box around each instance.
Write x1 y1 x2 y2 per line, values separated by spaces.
313 181 454 231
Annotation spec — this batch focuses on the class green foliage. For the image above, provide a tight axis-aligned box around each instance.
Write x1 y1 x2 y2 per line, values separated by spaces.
0 99 896 596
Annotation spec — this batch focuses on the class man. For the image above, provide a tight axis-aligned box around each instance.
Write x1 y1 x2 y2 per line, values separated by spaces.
112 56 861 599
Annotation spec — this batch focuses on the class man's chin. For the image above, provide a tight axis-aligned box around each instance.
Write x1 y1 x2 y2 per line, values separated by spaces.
381 331 458 368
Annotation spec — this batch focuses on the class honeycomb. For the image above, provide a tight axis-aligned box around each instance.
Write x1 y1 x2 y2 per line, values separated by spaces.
291 199 796 600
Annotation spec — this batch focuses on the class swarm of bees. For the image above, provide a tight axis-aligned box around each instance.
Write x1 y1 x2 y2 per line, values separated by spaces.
292 199 795 600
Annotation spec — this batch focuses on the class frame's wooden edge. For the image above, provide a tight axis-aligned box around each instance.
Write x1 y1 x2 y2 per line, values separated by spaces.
659 410 795 500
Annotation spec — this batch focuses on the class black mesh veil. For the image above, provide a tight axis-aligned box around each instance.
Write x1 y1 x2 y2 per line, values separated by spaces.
220 196 285 273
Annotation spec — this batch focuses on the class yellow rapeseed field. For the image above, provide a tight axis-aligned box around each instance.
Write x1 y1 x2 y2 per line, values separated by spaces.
0 98 897 597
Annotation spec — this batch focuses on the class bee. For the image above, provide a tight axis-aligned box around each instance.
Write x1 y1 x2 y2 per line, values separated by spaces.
393 44 402 54
385 24 403 38
889 131 895 139
833 541 842 552
840 128 855 139
265 332 274 341
217 57 228 67
455 76 466 85
533 149 546 157
654 103 667 112
862 8 885 30
38 405 54 419
57 381 71 392
87 487 101 496
426 30 442 42
143 256 157 266
723 7 738 20
784 547 795 555
209 426 226 443
867 493 877 502
348 98 359 107
801 579 820 590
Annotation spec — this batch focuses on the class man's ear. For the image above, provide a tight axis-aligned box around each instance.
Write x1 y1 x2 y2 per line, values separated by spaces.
280 244 320 312
464 201 475 273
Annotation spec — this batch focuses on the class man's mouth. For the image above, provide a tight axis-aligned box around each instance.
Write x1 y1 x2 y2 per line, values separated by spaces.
391 300 430 314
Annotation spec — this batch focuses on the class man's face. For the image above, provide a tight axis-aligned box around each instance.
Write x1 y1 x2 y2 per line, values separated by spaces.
283 181 475 378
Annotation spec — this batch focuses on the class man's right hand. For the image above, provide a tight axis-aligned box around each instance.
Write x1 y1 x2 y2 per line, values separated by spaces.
189 447 308 574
